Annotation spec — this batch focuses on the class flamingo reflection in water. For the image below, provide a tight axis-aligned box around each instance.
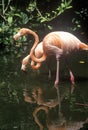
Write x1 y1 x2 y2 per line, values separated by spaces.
23 86 87 130
23 87 66 130
14 28 88 116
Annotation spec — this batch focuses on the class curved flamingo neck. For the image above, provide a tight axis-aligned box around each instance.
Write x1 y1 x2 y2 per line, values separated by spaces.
26 29 39 52
14 28 46 64
23 28 46 63
25 29 40 59
18 28 39 55
22 28 41 62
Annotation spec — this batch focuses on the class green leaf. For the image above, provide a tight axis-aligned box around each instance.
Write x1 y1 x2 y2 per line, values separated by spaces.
40 17 47 23
27 1 36 12
10 6 15 11
66 6 72 9
20 12 29 24
14 13 22 18
61 3 65 8
47 25 53 30
8 16 13 24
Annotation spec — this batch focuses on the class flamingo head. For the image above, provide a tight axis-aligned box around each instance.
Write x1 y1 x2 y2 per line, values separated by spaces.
13 28 29 41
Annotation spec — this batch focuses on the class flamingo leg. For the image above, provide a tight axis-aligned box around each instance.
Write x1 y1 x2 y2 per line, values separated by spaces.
54 54 62 116
54 56 60 86
69 69 75 85
69 69 75 93
46 57 52 79
65 58 75 93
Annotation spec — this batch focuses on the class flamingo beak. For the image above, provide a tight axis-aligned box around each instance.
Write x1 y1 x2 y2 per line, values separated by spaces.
13 32 21 41
21 64 27 72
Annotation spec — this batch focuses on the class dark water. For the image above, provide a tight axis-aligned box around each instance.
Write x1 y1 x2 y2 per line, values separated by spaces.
0 55 88 130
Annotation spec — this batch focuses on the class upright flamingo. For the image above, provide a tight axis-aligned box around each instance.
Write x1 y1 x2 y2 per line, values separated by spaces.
30 31 88 86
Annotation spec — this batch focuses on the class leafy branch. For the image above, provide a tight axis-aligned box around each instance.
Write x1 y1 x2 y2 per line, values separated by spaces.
35 0 72 23
26 0 72 23
1 0 12 15
0 0 12 21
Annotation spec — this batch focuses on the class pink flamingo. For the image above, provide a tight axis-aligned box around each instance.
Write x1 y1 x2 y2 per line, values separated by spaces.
14 29 51 77
13 28 41 70
29 31 88 86
14 28 88 114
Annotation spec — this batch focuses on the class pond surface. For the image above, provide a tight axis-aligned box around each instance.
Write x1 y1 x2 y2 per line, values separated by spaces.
0 55 88 130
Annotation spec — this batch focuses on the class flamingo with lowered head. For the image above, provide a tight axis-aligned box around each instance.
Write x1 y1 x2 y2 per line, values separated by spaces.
13 30 51 77
13 28 41 70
